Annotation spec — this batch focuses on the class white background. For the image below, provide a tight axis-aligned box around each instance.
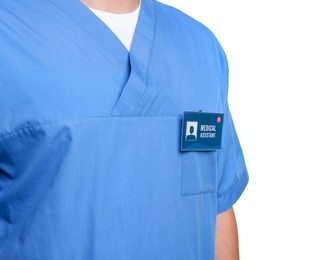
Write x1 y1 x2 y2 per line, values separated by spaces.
159 0 334 259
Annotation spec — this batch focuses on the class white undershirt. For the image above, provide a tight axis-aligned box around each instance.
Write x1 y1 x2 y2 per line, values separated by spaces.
89 3 141 51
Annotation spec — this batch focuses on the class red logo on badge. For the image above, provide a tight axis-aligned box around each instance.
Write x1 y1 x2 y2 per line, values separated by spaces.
217 116 222 123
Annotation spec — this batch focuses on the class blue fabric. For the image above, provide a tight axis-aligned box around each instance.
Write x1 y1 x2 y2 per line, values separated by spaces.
0 0 249 259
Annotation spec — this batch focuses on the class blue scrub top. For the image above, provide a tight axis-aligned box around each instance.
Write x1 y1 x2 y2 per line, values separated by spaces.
0 0 249 259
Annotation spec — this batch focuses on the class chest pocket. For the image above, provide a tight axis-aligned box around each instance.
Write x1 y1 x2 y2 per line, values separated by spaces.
181 151 217 196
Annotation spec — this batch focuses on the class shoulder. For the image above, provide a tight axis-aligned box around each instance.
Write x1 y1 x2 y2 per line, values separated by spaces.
0 0 32 18
0 0 49 38
153 1 228 70
153 1 217 44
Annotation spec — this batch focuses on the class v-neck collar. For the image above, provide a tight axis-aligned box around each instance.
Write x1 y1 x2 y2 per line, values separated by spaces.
111 0 156 115
46 0 156 116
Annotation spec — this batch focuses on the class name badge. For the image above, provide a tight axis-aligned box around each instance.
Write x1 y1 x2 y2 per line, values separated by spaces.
181 111 224 151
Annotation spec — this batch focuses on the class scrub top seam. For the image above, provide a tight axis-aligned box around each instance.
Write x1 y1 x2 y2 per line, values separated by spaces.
210 33 228 113
210 34 223 113
0 114 182 138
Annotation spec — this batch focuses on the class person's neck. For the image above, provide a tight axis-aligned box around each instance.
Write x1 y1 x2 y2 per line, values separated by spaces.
81 0 140 14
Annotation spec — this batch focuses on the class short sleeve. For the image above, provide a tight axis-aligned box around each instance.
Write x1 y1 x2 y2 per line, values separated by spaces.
216 104 249 214
213 36 249 214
